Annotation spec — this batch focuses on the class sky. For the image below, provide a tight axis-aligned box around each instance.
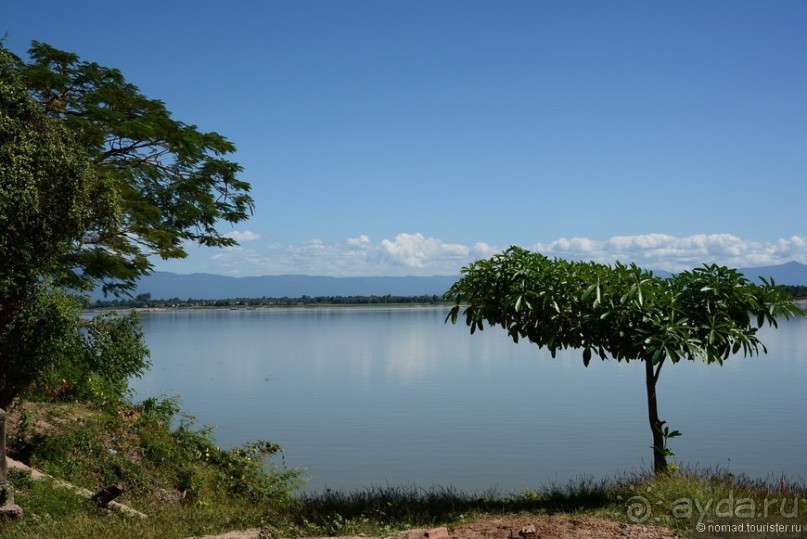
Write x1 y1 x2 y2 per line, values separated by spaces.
4 1 806 276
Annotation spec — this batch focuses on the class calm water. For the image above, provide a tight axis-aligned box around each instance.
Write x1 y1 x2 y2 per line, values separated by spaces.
131 307 807 493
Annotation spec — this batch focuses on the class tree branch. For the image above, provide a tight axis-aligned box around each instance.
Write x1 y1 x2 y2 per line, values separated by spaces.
653 357 665 385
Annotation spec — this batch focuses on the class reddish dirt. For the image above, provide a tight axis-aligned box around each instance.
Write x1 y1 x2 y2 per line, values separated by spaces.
415 515 684 539
190 515 684 539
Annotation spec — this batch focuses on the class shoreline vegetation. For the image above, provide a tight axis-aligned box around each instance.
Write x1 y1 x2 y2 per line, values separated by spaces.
84 294 451 312
85 289 807 312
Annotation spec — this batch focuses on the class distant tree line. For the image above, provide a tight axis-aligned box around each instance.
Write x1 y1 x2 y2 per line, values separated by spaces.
87 286 807 310
88 293 449 309
784 285 807 299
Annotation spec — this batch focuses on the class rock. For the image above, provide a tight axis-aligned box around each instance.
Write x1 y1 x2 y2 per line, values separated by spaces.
0 502 23 520
510 524 537 538
401 528 450 539
92 484 124 508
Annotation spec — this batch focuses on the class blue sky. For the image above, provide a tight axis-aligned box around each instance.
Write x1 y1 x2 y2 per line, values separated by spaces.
5 1 806 276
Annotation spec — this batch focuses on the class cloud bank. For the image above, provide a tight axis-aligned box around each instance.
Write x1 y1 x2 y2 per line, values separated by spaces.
534 234 807 272
195 231 807 277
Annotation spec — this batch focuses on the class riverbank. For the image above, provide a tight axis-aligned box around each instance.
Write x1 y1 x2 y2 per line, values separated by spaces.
86 295 807 314
3 400 806 538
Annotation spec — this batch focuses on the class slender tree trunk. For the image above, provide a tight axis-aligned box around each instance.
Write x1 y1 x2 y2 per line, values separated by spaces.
644 358 668 475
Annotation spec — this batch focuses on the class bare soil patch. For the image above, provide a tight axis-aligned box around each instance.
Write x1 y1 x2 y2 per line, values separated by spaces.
189 515 684 539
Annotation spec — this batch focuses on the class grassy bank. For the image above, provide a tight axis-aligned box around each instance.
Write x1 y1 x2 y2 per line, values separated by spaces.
2 399 805 539
1 399 300 539
296 471 807 537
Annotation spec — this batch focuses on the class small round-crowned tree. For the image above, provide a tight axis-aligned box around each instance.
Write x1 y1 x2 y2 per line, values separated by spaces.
445 246 803 474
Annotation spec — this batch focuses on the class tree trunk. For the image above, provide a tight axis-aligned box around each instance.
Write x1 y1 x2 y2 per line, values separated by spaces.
644 359 668 475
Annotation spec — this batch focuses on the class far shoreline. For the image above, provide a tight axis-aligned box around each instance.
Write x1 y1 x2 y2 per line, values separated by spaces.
83 303 453 314
84 298 807 314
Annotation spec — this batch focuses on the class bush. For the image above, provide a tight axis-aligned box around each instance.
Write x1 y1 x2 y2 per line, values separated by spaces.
25 310 150 406
8 398 301 508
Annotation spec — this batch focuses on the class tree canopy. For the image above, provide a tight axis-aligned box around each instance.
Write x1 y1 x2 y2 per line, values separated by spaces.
18 41 254 295
0 46 94 406
445 246 803 473
0 48 90 301
0 42 253 407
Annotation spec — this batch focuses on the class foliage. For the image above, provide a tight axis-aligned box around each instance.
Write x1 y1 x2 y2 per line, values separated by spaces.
89 294 449 309
613 468 807 533
2 400 300 539
0 47 92 407
784 285 807 299
8 398 301 506
25 311 150 405
0 49 90 290
0 288 83 407
1 40 253 407
16 41 253 296
445 246 803 473
446 247 799 364
1 40 296 537
2 468 804 539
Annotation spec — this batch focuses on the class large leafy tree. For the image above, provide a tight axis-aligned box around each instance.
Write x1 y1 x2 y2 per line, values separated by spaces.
445 246 802 474
0 42 253 407
18 41 254 295
0 46 92 407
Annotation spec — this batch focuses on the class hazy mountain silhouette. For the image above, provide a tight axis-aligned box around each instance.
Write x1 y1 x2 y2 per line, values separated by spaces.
736 261 807 285
91 261 807 300
92 273 460 300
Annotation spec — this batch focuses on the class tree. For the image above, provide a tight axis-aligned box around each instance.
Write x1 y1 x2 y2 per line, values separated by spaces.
0 46 93 406
18 41 254 295
445 246 803 474
0 42 253 407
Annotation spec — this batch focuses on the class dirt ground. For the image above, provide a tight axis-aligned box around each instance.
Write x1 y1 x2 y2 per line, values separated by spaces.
189 515 684 539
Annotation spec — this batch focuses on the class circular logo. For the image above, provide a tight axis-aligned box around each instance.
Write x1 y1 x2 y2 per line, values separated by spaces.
626 495 652 523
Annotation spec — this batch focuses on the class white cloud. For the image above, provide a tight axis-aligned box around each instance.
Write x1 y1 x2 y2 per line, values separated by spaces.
346 234 371 246
534 233 807 272
472 242 498 258
222 230 262 242
380 233 469 268
157 232 807 276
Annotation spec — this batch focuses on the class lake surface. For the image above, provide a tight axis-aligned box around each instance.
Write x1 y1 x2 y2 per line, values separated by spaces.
131 307 807 493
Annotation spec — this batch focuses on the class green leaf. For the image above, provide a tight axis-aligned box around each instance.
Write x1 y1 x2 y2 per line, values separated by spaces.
583 347 592 367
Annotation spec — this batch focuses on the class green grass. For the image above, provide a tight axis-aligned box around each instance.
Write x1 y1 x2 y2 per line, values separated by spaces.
2 473 278 539
613 467 807 532
291 469 807 538
1 398 301 538
4 465 806 538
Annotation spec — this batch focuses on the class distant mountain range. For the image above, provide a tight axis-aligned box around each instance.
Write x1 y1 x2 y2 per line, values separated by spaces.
733 261 807 286
91 261 807 300
92 273 460 301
